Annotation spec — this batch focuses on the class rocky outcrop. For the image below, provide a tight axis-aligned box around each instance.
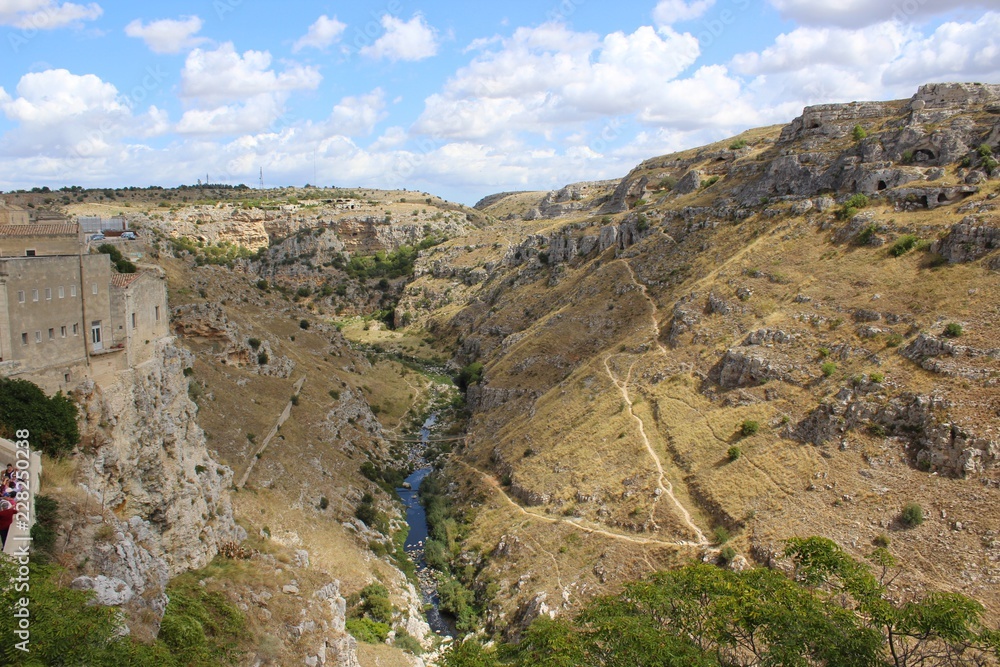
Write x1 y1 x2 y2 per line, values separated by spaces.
901 333 1000 379
172 303 295 377
69 340 244 635
794 392 999 477
779 101 894 144
713 347 804 388
933 217 1000 265
77 341 244 575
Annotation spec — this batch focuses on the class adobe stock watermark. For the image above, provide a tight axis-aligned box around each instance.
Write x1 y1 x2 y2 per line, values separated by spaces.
9 429 35 654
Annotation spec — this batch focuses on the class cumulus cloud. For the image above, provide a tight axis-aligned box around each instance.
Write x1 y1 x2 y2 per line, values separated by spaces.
0 69 169 160
767 0 993 28
0 0 101 29
360 14 439 62
293 14 346 53
413 23 704 140
884 12 1000 85
327 89 387 136
653 0 716 26
181 42 321 104
124 15 206 54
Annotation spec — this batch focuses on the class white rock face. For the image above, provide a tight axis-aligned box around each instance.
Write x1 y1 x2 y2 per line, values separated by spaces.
73 339 245 629
71 574 135 606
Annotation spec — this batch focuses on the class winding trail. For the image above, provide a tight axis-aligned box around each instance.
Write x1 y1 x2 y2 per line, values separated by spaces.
236 375 306 490
458 460 701 548
604 355 708 545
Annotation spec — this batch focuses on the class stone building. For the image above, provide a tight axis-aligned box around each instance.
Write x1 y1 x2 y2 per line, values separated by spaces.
0 203 30 226
0 223 168 393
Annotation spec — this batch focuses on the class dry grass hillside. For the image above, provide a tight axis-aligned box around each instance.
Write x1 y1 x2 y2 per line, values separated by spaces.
399 84 1000 631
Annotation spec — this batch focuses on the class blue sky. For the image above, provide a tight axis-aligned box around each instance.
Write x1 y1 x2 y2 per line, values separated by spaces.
0 1 998 204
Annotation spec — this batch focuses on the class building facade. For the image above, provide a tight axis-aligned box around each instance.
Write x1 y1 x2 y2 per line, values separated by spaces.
0 223 168 393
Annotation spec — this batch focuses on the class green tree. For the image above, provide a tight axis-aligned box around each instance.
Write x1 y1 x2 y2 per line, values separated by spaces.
0 378 79 456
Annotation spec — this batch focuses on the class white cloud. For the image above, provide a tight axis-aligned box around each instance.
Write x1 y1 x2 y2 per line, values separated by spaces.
0 0 101 29
653 0 715 27
175 95 285 136
124 15 206 54
327 89 387 136
884 13 1000 85
181 43 321 105
767 0 993 28
413 23 703 140
360 14 439 62
293 14 346 53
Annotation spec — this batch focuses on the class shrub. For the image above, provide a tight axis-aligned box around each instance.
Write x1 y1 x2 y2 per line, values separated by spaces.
889 234 921 257
818 347 831 358
257 351 269 365
719 546 737 565
346 617 390 644
455 362 484 392
0 378 79 457
296 286 312 298
901 150 915 164
394 631 423 655
852 124 868 141
943 322 963 338
740 420 760 437
873 533 891 548
869 372 885 383
821 362 837 377
901 502 924 527
727 446 742 461
319 496 329 510
636 214 649 232
841 194 871 221
729 138 748 150
885 333 904 348
255 279 268 290
247 337 261 350
290 394 299 406
299 319 309 329
701 176 721 189
714 526 731 543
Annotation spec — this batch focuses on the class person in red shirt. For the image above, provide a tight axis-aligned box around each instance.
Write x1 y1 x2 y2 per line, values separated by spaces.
0 499 18 549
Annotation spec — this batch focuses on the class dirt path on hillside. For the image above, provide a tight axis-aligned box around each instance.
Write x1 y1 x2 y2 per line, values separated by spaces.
236 375 306 489
457 460 703 548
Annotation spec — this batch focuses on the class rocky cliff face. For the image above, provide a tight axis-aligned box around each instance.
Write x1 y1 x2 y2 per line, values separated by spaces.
71 339 245 632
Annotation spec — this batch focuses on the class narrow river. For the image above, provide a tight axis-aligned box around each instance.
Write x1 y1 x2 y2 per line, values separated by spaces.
397 417 457 637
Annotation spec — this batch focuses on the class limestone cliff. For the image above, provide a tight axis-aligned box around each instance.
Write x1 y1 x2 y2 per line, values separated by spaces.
69 339 244 631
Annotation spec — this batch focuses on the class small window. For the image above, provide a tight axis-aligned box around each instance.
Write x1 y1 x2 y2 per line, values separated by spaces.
25 249 35 257
48 328 54 340
132 313 137 329
58 286 64 299
72 323 79 335
155 306 160 321
70 285 77 297
64 372 71 383
21 333 28 345
32 289 38 302
45 288 52 300
34 331 41 343
17 290 24 303
60 326 67 338
92 284 98 295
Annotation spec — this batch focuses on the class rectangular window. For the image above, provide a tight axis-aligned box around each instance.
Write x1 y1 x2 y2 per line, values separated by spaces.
92 284 98 295
61 326 67 338
25 249 35 257
48 328 54 340
131 313 137 329
70 285 77 297
32 289 38 302
73 323 79 336
17 290 24 304
155 306 160 321
58 286 64 299
21 333 27 345
45 287 52 300
34 331 41 343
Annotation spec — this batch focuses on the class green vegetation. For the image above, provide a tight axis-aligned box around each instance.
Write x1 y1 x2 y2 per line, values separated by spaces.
355 492 390 534
841 193 871 221
455 362 484 392
727 445 742 461
299 318 310 329
30 494 59 562
821 361 837 377
159 578 246 665
729 138 748 150
943 322 964 338
170 237 255 268
852 124 868 141
889 234 923 257
901 502 924 527
345 236 445 281
739 420 760 437
442 537 1000 667
870 372 885 383
96 243 136 273
701 176 721 189
0 378 79 457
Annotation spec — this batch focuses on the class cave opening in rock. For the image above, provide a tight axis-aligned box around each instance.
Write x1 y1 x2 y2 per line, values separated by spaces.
914 149 936 162
878 180 888 191
938 193 948 204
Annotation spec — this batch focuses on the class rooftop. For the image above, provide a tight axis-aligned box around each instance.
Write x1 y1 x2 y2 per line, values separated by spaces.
110 272 142 288
0 224 78 237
